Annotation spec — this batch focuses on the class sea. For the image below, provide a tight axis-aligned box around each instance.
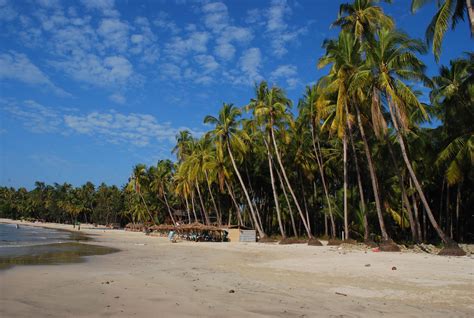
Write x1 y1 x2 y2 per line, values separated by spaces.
0 223 118 269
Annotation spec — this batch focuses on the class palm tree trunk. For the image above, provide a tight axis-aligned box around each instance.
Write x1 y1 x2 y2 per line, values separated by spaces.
386 140 418 242
191 190 198 222
138 191 155 225
299 171 312 234
265 140 285 238
184 196 191 224
343 134 349 240
225 180 243 226
276 163 298 237
226 141 266 238
310 121 336 236
195 183 210 225
466 0 474 36
270 126 312 237
355 104 389 241
410 179 423 241
347 123 369 240
163 193 176 225
204 171 221 225
455 183 461 241
387 100 454 245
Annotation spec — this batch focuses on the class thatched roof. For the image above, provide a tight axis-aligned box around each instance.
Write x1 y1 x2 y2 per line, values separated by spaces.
175 222 223 232
149 224 175 231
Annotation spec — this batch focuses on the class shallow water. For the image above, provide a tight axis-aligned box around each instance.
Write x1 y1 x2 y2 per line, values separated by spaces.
0 223 118 270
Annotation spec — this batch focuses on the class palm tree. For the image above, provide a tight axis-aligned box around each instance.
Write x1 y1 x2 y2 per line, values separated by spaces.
248 82 313 238
150 160 177 225
299 86 337 237
411 0 474 61
204 103 266 238
363 28 460 247
129 164 154 224
333 0 394 42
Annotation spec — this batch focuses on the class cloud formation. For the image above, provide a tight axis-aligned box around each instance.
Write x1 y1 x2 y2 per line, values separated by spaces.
0 51 70 96
2 99 201 147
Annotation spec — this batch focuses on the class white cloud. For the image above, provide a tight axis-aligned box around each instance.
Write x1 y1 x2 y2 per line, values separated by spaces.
97 18 129 52
80 0 119 17
202 2 229 33
270 64 299 89
2 99 62 133
265 0 307 57
0 51 70 96
51 54 134 88
238 48 263 85
2 99 202 147
214 42 235 61
109 93 126 104
0 0 18 22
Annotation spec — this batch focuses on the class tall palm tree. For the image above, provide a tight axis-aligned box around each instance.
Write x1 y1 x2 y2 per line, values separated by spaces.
150 160 177 225
248 81 313 238
363 28 460 246
204 103 266 238
129 164 154 224
411 0 474 61
299 86 337 237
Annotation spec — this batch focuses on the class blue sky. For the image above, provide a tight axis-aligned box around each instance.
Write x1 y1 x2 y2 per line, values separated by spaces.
0 0 471 189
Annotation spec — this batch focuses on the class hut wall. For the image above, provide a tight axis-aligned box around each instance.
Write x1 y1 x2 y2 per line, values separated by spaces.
239 230 256 242
227 229 240 243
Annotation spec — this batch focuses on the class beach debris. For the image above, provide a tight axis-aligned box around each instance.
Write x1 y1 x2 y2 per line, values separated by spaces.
115 296 120 299
335 292 348 296
392 266 397 270
372 247 380 252
228 289 235 293
365 264 371 267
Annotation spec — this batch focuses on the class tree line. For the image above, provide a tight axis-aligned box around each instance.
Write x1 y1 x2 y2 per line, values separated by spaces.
1 1 472 248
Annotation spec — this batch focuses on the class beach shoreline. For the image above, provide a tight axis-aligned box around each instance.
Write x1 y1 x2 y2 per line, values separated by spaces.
1 218 473 317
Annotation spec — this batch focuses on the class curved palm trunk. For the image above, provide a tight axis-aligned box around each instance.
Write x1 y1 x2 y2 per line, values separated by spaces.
270 126 312 237
343 134 349 240
204 171 221 225
386 140 418 242
310 121 336 237
226 141 266 238
163 193 176 226
264 137 285 238
138 191 155 225
195 183 210 225
466 0 474 35
190 190 198 222
184 196 191 224
347 122 369 240
387 99 453 245
276 164 298 237
267 148 286 238
355 104 389 241
225 180 243 226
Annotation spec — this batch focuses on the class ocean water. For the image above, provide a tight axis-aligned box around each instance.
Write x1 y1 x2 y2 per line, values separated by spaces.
0 223 118 269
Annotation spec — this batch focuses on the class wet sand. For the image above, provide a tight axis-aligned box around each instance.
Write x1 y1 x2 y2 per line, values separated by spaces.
1 219 473 317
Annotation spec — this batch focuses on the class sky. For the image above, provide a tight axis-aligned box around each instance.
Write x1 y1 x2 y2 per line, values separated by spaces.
0 0 471 189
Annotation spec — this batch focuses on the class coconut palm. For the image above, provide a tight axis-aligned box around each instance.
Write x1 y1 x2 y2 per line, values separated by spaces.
204 103 266 238
362 28 460 247
129 164 154 224
411 0 474 61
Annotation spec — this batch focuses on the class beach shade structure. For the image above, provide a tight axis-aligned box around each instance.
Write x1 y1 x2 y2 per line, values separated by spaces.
175 222 227 242
220 225 256 243
125 223 148 232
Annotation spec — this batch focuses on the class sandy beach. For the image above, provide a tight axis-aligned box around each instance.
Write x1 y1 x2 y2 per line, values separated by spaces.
1 219 473 317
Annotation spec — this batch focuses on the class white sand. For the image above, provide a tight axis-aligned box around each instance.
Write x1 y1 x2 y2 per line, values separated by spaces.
1 218 473 317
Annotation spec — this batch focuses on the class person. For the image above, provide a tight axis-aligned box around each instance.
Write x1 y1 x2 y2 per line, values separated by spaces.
16 224 19 229
78 222 81 230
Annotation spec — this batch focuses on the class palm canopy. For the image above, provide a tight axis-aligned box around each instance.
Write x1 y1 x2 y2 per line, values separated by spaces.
354 28 431 134
333 0 394 42
411 0 473 61
204 103 249 157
